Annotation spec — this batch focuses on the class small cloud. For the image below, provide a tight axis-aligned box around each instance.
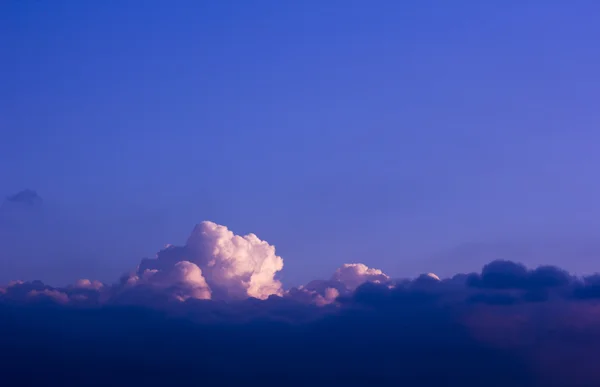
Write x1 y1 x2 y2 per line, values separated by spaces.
72 279 104 290
331 263 389 290
5 189 42 206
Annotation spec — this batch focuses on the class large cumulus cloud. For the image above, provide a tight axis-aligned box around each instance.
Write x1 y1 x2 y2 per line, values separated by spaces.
120 221 284 301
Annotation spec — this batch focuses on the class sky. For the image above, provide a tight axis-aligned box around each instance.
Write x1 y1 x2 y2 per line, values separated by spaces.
2 3 600 385
2 0 600 286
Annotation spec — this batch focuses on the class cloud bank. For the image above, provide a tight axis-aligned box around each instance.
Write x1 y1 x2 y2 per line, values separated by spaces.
1 219 600 386
1 219 599 310
0 219 394 308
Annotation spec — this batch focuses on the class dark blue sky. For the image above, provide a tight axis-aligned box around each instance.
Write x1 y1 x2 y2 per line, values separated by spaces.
2 0 600 286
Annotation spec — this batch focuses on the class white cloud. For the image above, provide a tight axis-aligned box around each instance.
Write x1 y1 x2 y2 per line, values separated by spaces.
331 263 389 290
186 222 284 299
132 221 283 301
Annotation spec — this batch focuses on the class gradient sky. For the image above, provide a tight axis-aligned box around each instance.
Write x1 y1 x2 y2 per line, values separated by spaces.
1 0 600 286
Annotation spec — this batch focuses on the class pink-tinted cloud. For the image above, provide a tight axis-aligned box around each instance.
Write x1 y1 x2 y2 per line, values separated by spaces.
123 221 283 301
331 263 389 290
27 288 69 304
72 279 104 290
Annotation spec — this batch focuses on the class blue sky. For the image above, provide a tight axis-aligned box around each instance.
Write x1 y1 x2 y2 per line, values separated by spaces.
1 0 600 285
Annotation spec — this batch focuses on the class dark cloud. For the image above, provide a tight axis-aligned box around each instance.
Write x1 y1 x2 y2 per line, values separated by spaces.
1 218 600 386
5 189 42 206
1 265 600 386
425 239 600 278
572 274 600 299
0 295 534 387
0 189 44 227
468 292 521 305
467 260 573 291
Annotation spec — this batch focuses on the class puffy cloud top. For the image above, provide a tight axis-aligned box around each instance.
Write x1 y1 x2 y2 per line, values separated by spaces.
128 261 212 302
467 260 573 290
134 221 284 301
425 273 440 281
331 263 389 290
285 263 390 305
72 279 104 290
